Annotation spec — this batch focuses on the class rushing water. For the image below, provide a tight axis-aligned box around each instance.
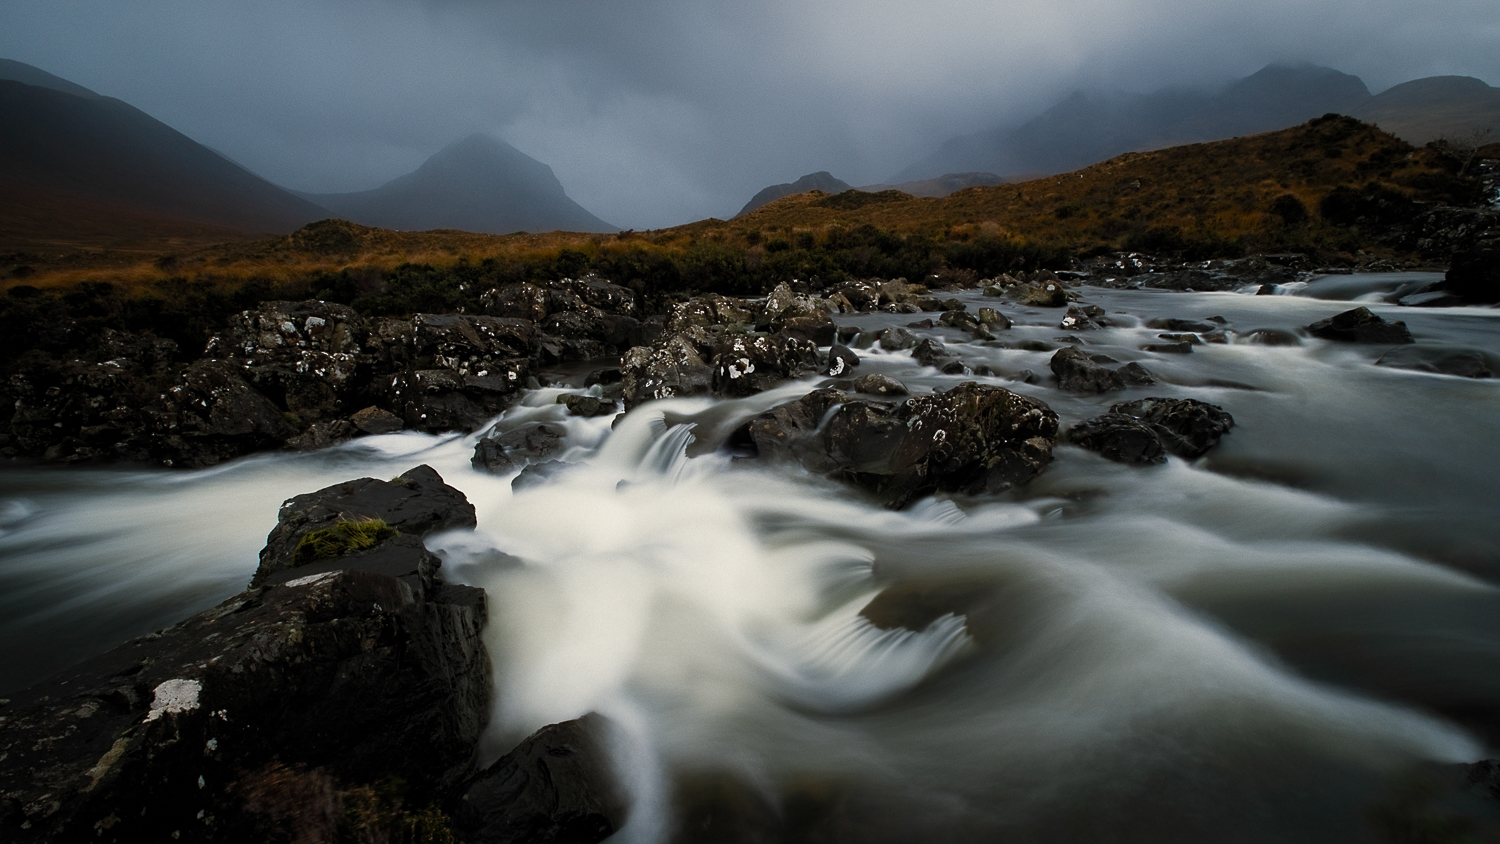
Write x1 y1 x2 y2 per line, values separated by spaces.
4 273 1500 841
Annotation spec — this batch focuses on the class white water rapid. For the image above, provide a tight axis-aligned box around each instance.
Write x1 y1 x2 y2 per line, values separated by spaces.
4 273 1500 841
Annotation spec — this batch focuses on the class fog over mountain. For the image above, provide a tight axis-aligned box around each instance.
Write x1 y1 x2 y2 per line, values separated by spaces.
1 1 1496 229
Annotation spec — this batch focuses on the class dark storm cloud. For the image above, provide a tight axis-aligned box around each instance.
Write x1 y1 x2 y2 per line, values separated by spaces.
2 0 1498 229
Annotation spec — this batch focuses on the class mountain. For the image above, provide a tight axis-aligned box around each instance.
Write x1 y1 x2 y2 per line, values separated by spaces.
0 60 327 247
1349 76 1500 144
302 135 616 235
735 171 853 217
896 63 1373 182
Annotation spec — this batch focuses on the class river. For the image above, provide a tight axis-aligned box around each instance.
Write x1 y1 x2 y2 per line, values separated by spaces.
3 272 1499 841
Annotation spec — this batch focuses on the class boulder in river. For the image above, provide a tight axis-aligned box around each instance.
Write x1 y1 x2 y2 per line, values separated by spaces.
1049 346 1156 393
0 465 490 843
454 713 627 844
254 463 477 587
1375 346 1494 379
1069 397 1235 464
1439 243 1500 304
740 382 1059 508
1307 307 1414 344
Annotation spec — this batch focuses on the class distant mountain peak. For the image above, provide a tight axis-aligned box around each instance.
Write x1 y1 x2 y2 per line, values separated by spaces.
0 58 100 99
305 133 615 234
736 171 853 217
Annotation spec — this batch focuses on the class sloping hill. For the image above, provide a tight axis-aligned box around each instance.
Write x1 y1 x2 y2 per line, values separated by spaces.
303 134 616 235
0 62 327 247
1350 76 1500 144
732 115 1473 257
896 63 1372 182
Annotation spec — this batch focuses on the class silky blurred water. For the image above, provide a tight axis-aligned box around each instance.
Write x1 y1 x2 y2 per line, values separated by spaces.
3 273 1499 841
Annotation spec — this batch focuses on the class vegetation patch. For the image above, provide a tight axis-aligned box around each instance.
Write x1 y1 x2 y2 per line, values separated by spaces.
293 518 398 565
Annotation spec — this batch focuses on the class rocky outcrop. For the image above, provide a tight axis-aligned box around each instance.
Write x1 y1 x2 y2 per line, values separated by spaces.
1068 397 1235 464
739 382 1058 508
1306 306 1415 343
0 465 490 843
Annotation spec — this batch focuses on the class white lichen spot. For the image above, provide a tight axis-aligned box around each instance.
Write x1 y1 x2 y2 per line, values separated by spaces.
284 571 339 589
205 738 218 752
144 679 202 723
198 775 206 789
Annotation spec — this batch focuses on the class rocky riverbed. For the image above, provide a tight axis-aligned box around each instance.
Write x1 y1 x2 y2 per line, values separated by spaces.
5 248 1500 842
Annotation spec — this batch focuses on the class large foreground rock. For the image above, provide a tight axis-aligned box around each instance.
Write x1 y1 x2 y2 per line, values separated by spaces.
740 382 1059 508
0 465 628 844
0 466 489 843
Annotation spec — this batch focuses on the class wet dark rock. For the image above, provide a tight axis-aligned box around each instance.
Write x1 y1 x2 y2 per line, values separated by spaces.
1060 304 1108 330
826 344 860 377
1376 346 1494 378
1111 397 1235 458
255 464 477 588
620 329 714 408
390 366 530 434
1049 347 1124 393
1069 397 1233 464
622 295 819 407
911 338 951 368
938 310 979 332
976 307 1011 330
1307 307 1415 343
1146 318 1219 333
905 318 935 329
158 360 302 468
454 714 627 844
710 333 820 398
284 418 359 451
473 423 566 474
1117 362 1157 385
852 373 909 397
585 368 623 387
1141 269 1242 292
876 327 919 351
1067 414 1167 464
742 382 1058 508
941 360 974 376
1009 280 1069 307
1141 342 1194 354
512 459 584 491
0 467 489 844
350 404 404 434
1242 328 1302 346
561 394 618 417
1441 244 1500 304
1157 333 1203 345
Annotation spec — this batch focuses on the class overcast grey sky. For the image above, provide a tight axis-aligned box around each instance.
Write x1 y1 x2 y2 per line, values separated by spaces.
2 0 1497 229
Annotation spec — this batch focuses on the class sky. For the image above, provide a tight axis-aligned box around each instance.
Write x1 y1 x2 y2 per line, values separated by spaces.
1 0 1497 230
